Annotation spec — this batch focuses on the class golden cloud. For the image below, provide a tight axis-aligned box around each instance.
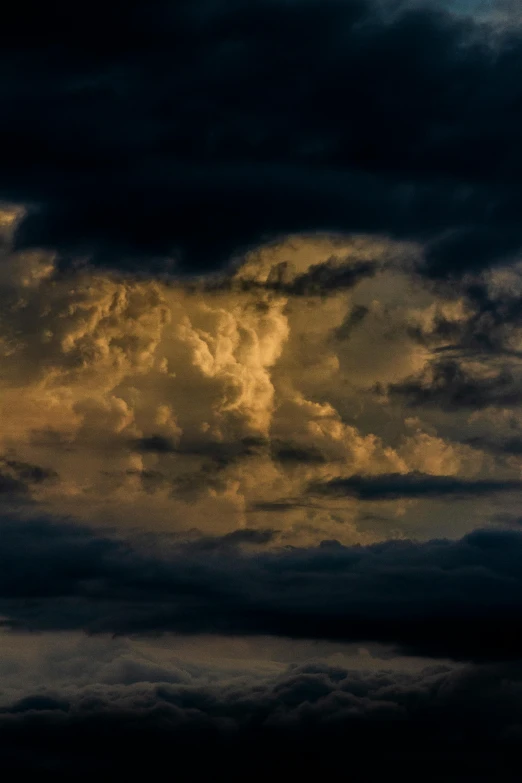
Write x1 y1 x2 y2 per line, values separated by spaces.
0 213 506 542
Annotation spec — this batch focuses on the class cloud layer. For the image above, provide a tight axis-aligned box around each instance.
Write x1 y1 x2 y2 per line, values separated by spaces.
2 515 522 662
0 630 519 779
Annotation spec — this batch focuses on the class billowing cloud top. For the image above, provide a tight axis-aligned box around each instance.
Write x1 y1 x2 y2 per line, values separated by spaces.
3 211 522 542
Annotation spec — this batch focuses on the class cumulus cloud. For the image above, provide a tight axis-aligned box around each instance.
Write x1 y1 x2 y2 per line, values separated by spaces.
3 217 522 541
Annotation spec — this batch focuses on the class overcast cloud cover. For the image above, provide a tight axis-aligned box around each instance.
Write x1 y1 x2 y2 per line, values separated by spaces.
2 0 522 777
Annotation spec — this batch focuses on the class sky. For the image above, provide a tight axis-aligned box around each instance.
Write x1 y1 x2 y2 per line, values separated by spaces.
2 0 522 778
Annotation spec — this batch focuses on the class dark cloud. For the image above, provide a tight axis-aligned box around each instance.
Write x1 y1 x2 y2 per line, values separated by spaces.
0 656 521 780
465 435 522 456
4 516 522 660
134 434 327 469
271 442 327 464
183 528 278 551
0 457 57 497
2 0 522 275
0 473 26 497
249 500 313 513
382 359 522 410
408 279 522 357
200 259 378 296
249 499 320 513
454 281 522 353
134 435 178 453
262 259 377 296
133 434 266 469
334 304 370 340
310 471 522 500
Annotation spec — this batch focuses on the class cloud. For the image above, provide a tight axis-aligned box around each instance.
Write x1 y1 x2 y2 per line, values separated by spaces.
0 636 520 779
334 304 369 340
406 272 522 358
311 471 522 500
183 527 278 551
0 457 57 497
133 434 267 467
1 214 521 543
5 5 522 773
383 359 522 410
271 443 327 465
2 0 522 275
203 258 378 296
3 516 522 661
466 435 522 456
249 500 316 513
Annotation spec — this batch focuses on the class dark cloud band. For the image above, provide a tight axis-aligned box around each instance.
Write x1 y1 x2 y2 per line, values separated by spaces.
2 516 522 661
310 471 522 499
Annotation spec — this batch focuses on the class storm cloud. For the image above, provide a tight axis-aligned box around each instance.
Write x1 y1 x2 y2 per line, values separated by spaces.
2 516 522 661
2 0 522 275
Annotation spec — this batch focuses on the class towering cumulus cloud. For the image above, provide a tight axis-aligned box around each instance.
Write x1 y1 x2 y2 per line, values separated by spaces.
2 0 522 778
